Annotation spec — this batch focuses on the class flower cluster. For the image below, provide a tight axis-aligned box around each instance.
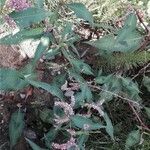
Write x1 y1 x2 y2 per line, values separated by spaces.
7 0 31 11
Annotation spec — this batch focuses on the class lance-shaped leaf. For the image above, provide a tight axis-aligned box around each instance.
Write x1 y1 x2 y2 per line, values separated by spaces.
9 7 53 28
67 3 93 25
9 110 25 149
71 115 104 130
26 138 48 150
144 107 150 119
143 76 150 92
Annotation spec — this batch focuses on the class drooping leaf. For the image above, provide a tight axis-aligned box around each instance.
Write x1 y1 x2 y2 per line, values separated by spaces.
26 80 64 99
67 3 93 25
9 7 53 28
103 113 114 140
144 107 150 119
0 28 44 44
143 76 150 92
26 138 47 150
9 110 25 149
71 115 104 130
125 130 141 149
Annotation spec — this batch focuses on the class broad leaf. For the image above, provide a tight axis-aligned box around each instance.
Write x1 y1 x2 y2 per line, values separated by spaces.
0 28 44 44
35 0 44 8
71 115 104 130
9 7 53 28
125 130 141 149
26 80 64 99
67 3 93 25
9 110 25 149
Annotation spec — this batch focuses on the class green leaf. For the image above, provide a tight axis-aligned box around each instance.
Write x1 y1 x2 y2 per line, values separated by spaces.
70 59 93 75
71 115 104 130
125 130 141 149
39 109 53 123
9 110 25 148
44 128 58 149
144 107 150 119
67 3 93 25
32 33 52 65
0 68 28 91
77 134 89 150
103 113 114 140
26 80 64 99
143 76 150 92
26 138 47 150
0 28 44 44
35 0 44 8
9 7 53 28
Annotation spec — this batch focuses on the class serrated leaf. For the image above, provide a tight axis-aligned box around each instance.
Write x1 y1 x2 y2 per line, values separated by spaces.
71 115 104 130
143 76 150 92
9 110 25 148
26 138 47 150
26 80 64 99
145 107 150 119
67 3 93 25
125 130 141 149
103 113 114 140
9 7 53 28
0 28 44 44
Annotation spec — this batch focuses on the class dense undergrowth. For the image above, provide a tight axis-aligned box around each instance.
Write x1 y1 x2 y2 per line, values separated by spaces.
0 0 150 150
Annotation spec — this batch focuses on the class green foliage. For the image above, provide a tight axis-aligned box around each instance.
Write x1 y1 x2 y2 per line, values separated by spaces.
26 138 47 150
9 110 25 149
0 28 44 44
125 130 141 149
144 107 150 119
67 3 93 25
71 115 105 130
1 1 149 149
86 13 143 54
9 7 53 28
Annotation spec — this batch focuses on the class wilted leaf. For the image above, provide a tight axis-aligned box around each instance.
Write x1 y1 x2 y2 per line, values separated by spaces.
67 3 93 25
9 110 25 148
125 130 141 149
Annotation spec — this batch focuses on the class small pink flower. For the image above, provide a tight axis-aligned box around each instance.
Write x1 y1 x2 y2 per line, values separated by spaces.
7 0 31 11
4 15 16 28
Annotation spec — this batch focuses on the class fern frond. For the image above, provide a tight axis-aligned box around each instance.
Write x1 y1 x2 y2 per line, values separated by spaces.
96 51 150 71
